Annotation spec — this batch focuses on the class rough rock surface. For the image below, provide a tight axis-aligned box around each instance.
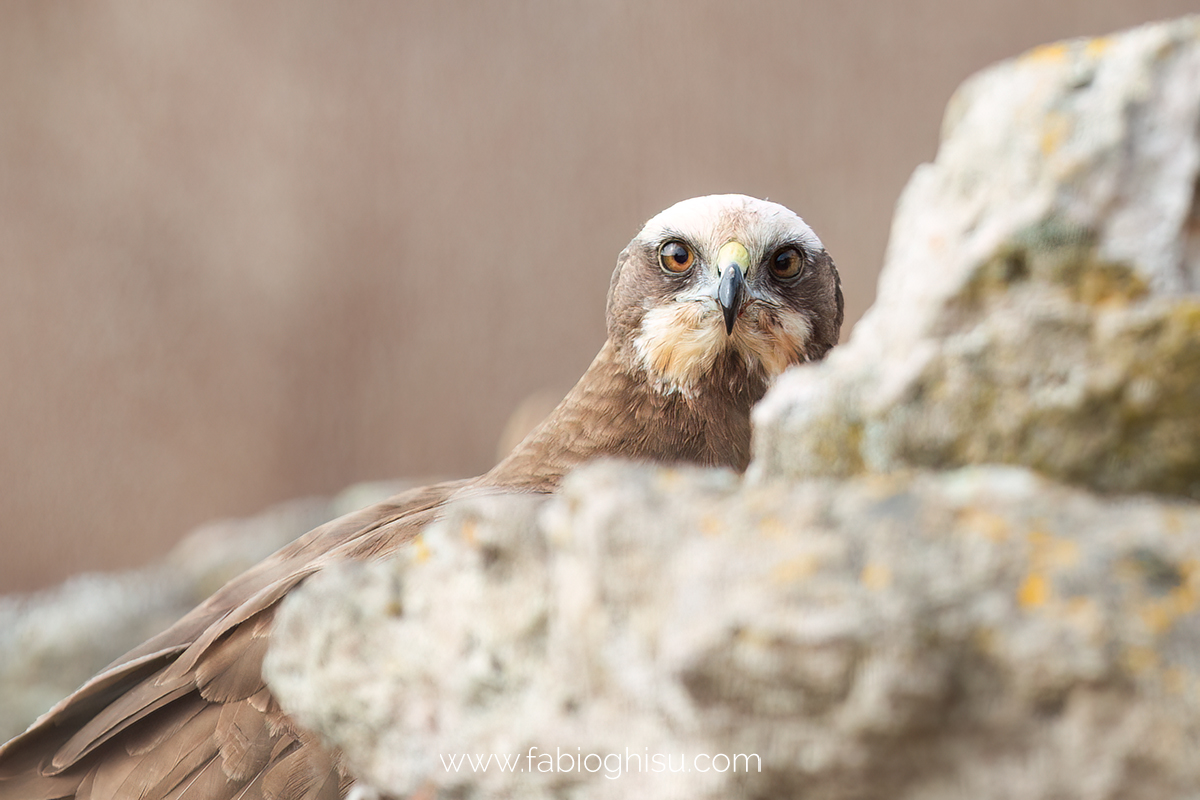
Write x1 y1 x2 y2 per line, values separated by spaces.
750 15 1200 498
261 15 1200 800
268 463 1200 800
0 481 403 741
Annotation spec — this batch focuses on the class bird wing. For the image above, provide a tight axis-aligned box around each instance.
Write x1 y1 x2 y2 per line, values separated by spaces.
0 478 476 800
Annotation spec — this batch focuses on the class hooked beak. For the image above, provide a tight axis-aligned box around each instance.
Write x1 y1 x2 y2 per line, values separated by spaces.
716 241 749 336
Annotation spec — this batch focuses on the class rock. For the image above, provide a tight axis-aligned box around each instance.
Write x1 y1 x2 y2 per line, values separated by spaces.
266 462 1200 800
0 481 405 741
260 15 1200 800
750 15 1200 499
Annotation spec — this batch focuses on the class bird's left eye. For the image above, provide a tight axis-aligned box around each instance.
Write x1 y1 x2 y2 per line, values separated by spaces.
659 241 695 274
770 247 805 281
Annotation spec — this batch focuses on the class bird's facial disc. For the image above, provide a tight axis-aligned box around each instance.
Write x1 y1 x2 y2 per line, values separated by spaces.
621 195 836 397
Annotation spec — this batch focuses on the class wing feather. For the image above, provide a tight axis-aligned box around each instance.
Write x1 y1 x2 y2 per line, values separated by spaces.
124 703 222 800
0 478 475 800
106 698 215 798
195 613 273 704
51 677 193 770
260 744 338 800
216 700 276 782
123 696 209 758
172 752 239 800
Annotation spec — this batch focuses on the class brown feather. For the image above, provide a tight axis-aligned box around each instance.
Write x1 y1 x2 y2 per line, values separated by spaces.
51 677 193 771
244 688 273 715
229 771 267 800
194 613 273 704
260 745 333 800
168 572 313 680
158 754 224 800
176 753 242 800
0 766 82 799
0 646 186 782
89 743 152 800
121 703 222 800
123 696 209 758
72 766 97 800
216 700 275 782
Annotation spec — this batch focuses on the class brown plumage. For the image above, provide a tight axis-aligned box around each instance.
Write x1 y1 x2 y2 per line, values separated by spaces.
0 194 842 799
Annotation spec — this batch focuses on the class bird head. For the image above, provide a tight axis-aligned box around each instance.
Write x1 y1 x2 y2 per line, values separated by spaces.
607 194 843 396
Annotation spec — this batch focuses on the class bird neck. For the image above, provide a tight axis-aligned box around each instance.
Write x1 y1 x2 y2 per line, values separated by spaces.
480 338 766 491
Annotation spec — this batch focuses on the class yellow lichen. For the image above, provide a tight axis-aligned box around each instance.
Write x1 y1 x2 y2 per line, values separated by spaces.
461 518 479 546
1084 37 1111 58
1139 601 1176 636
811 418 866 476
958 507 1010 541
412 535 431 563
1025 41 1070 64
758 516 788 539
860 562 892 591
1072 262 1148 305
772 555 820 583
1063 595 1102 640
654 468 682 491
1122 645 1160 675
1135 566 1199 636
1163 665 1188 694
1027 529 1080 571
699 513 724 537
1018 572 1050 608
1040 112 1070 155
973 627 996 655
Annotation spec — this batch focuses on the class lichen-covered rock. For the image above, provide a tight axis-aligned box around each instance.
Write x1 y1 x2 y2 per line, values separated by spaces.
259 15 1200 800
266 462 1200 800
750 16 1200 499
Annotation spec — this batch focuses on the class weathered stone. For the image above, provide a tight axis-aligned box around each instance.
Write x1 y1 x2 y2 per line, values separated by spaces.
266 462 1200 800
750 16 1200 499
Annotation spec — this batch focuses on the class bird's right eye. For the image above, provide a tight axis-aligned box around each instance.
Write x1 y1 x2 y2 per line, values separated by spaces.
659 241 695 274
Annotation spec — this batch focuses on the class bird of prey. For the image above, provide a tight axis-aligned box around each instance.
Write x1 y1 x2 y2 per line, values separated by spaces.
0 194 843 800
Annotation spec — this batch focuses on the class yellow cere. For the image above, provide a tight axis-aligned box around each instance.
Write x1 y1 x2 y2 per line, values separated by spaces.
716 240 751 275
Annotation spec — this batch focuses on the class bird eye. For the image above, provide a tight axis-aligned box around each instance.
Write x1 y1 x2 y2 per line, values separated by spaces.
770 247 805 281
659 241 695 274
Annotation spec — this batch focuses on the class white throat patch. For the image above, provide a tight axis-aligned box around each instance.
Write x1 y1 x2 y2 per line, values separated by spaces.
634 299 813 396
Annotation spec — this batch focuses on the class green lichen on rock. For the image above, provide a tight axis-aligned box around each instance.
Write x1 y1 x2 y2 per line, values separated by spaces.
755 13 1200 503
874 295 1200 499
799 414 866 478
959 220 1147 312
1105 300 1200 497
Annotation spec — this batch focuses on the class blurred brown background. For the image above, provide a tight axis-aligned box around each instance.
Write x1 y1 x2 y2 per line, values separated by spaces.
1 1 1196 594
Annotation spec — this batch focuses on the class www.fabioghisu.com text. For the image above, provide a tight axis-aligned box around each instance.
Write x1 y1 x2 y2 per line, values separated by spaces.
441 748 761 780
